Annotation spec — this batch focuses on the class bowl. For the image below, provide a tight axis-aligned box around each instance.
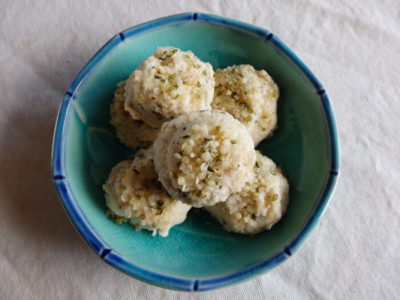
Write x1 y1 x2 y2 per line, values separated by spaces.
51 12 339 291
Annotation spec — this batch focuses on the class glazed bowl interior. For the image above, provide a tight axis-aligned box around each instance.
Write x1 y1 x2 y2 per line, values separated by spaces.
52 13 339 291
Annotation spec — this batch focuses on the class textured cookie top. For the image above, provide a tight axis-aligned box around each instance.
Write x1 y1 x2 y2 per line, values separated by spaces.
125 47 214 128
110 81 159 148
103 149 191 237
212 65 279 145
206 151 289 234
154 111 256 207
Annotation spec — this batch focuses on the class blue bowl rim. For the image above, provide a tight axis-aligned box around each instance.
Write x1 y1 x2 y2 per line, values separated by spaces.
51 12 340 291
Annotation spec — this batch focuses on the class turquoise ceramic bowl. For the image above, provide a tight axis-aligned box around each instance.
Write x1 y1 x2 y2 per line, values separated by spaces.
51 13 339 291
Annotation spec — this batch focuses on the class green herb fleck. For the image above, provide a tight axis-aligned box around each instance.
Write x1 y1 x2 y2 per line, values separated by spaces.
208 167 215 173
107 210 127 225
255 161 260 168
231 140 237 144
241 101 252 110
182 135 190 139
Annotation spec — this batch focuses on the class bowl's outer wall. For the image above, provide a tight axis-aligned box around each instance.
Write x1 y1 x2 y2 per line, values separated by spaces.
52 13 339 291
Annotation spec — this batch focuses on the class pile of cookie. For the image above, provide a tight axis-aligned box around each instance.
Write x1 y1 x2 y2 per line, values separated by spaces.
103 47 289 237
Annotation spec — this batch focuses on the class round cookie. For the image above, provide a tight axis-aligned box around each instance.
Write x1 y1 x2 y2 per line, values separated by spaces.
110 81 159 148
103 149 191 237
212 64 279 145
124 47 214 128
153 110 256 207
206 151 289 234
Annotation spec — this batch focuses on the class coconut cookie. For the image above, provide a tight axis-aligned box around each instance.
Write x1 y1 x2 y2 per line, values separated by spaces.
110 81 159 148
153 110 256 207
206 151 289 234
124 47 215 128
103 149 191 237
212 65 279 145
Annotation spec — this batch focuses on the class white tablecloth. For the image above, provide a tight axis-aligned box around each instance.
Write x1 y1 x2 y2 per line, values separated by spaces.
1 1 399 299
